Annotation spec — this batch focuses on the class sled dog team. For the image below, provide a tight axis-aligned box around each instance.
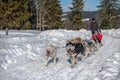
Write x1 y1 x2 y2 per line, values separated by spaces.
45 37 102 68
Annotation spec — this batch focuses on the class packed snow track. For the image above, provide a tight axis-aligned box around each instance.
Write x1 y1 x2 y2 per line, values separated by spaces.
0 29 120 80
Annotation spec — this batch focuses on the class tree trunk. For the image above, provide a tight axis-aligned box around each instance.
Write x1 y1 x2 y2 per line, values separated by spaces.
6 28 8 35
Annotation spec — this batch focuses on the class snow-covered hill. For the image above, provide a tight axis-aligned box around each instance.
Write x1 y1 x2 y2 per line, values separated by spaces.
0 29 120 80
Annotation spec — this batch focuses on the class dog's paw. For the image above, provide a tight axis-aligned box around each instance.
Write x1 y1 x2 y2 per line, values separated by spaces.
53 62 56 65
45 63 48 67
99 43 103 47
71 65 74 68
45 65 48 67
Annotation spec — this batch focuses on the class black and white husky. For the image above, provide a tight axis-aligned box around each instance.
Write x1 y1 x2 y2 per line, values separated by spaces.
66 41 85 68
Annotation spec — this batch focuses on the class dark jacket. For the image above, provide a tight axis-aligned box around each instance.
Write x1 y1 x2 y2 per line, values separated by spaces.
89 21 101 34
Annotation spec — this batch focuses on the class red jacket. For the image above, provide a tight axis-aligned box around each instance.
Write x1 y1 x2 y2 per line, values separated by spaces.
92 33 102 41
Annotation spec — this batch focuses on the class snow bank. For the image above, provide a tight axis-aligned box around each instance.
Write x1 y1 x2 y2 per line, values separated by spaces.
102 29 120 38
0 30 43 72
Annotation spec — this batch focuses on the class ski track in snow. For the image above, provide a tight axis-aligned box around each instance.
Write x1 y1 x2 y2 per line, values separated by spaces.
0 29 120 80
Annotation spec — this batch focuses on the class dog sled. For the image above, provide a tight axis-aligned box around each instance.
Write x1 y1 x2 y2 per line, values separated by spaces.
91 31 103 49
92 31 103 43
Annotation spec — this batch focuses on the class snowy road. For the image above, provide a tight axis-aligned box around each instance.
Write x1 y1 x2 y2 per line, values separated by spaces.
0 29 120 80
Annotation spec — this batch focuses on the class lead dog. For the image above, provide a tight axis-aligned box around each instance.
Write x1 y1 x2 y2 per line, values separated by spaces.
66 38 85 68
45 44 57 66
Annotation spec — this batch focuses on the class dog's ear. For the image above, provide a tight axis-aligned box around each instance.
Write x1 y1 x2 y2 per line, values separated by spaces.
81 39 85 43
81 39 84 42
46 44 51 49
50 44 56 49
66 39 71 43
47 43 52 47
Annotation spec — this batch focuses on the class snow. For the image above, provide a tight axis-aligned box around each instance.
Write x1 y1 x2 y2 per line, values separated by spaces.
0 29 120 80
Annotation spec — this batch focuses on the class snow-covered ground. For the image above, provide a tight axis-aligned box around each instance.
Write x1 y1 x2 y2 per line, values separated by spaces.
0 29 120 80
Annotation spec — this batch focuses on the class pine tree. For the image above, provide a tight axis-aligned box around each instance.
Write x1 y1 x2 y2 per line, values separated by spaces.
36 0 62 30
0 0 32 30
28 0 37 30
44 0 63 29
98 0 119 29
69 0 84 30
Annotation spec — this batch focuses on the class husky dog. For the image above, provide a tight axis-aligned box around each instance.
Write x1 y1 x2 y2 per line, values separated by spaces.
88 39 97 52
82 39 96 56
66 38 85 68
45 44 57 66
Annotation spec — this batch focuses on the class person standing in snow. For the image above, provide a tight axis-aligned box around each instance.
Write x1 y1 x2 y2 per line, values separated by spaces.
88 18 102 43
89 18 101 34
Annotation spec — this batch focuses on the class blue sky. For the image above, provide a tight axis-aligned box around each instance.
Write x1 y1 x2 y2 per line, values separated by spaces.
60 0 100 12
